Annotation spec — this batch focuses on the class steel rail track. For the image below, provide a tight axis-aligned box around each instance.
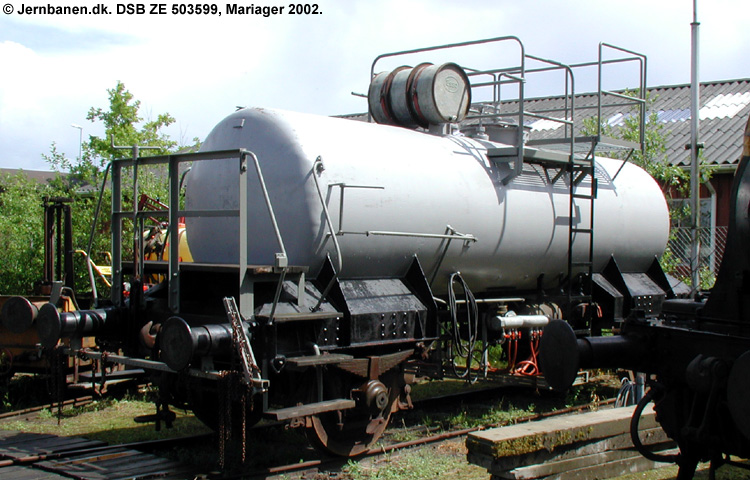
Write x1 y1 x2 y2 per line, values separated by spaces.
0 395 94 422
0 373 614 478
236 398 617 479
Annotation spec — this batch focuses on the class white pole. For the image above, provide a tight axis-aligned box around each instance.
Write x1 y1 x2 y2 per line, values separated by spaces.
689 0 701 294
71 124 83 162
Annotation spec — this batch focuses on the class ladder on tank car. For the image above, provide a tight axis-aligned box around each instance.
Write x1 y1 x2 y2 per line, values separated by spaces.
481 42 647 335
367 37 647 335
566 149 596 335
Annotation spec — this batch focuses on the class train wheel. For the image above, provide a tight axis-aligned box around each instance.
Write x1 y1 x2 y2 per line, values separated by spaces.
306 372 400 457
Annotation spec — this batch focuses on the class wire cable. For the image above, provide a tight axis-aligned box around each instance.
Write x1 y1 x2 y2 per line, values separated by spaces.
447 272 479 382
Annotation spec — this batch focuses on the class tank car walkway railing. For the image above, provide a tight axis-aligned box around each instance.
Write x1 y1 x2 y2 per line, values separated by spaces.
107 148 292 323
370 36 529 186
368 36 648 334
472 41 646 335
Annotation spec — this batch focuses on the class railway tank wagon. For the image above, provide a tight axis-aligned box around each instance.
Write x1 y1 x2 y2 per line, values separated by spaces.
186 107 668 295
5 37 677 457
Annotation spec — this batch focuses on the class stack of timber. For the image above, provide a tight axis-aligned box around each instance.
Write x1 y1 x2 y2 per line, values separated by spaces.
466 404 678 479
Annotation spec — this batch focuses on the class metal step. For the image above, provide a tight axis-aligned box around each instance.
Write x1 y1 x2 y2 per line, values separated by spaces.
572 193 595 200
286 353 354 368
257 310 343 324
570 261 593 268
77 369 146 382
265 398 356 421
487 146 570 166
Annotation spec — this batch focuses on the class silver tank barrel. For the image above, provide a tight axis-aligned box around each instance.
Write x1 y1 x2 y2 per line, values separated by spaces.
185 107 669 295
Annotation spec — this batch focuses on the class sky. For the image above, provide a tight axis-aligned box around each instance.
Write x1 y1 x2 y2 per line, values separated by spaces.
0 0 748 171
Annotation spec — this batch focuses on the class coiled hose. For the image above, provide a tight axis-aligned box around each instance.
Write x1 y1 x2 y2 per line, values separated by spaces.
447 272 479 382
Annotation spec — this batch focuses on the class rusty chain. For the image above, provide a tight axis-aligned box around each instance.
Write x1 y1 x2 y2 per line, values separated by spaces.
218 370 230 470
48 346 65 425
241 387 247 464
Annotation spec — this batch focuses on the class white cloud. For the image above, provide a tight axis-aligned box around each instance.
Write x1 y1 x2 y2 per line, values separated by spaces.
0 0 747 170
0 41 64 117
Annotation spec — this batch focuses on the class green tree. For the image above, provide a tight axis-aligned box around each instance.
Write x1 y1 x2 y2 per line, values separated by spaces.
582 91 691 198
583 90 715 287
0 82 187 297
87 81 177 165
0 172 48 294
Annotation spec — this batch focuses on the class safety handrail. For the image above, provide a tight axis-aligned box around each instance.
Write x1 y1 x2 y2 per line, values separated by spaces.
243 150 287 262
239 150 289 324
598 42 647 154
107 148 290 318
310 157 344 312
311 157 343 273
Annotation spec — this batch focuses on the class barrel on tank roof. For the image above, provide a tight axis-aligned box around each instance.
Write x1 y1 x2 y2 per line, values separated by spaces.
368 62 471 129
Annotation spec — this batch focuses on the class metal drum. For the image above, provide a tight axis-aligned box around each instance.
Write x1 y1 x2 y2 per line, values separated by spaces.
369 63 470 128
368 66 406 125
389 63 431 128
412 62 471 125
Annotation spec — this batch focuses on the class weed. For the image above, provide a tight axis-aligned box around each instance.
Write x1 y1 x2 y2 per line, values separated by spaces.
345 459 364 477
344 443 486 480
564 375 617 408
386 418 420 443
37 407 54 419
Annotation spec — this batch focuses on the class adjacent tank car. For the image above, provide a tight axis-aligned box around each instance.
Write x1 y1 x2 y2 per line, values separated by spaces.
540 114 750 479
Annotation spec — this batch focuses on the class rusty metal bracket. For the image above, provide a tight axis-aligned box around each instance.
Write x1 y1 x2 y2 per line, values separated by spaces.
223 296 268 394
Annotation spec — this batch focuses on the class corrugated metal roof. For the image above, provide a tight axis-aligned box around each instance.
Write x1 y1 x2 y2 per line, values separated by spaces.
656 81 750 166
0 168 60 183
342 79 750 168
491 79 750 168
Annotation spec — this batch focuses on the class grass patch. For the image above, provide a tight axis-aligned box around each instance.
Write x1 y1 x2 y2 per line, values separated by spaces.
343 440 487 480
0 396 211 444
612 460 750 480
409 377 510 402
416 398 536 433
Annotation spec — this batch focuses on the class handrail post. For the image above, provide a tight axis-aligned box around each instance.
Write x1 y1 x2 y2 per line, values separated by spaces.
168 154 180 313
239 152 251 319
111 161 122 307
311 157 344 312
240 150 289 323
